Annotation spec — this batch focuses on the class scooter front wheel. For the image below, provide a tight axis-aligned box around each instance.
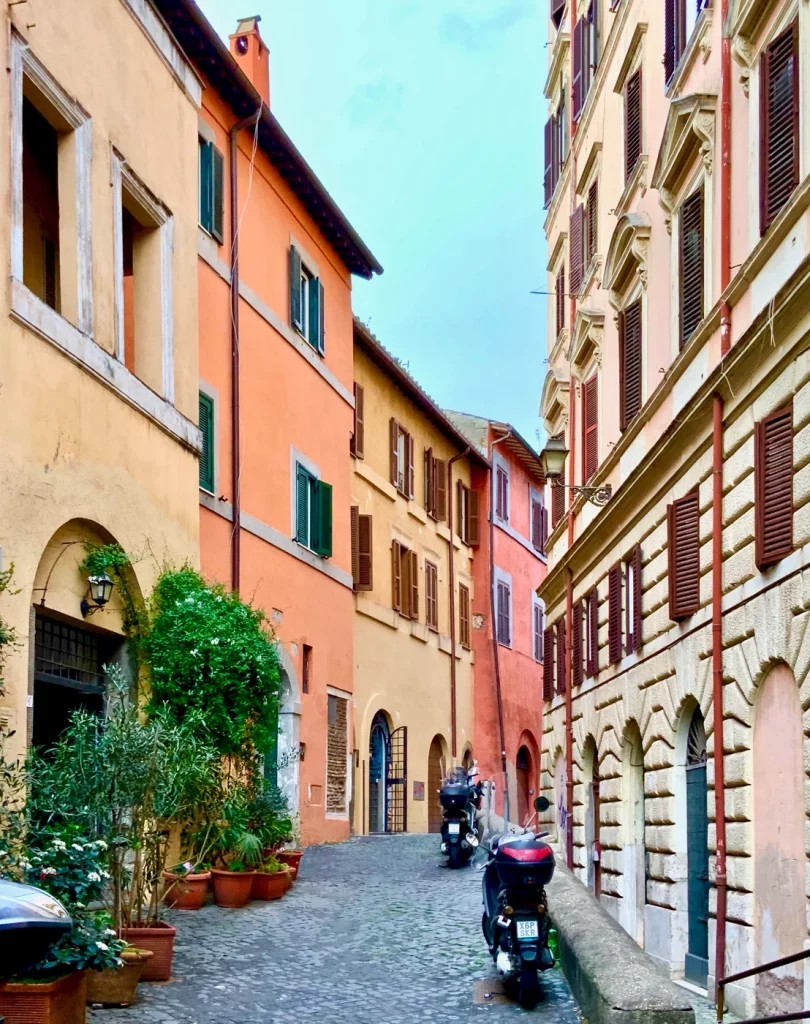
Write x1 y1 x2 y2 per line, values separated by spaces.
517 961 540 1009
448 843 462 869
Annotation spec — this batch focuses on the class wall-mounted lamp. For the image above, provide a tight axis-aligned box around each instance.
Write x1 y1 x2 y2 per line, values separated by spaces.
540 435 613 507
80 573 114 618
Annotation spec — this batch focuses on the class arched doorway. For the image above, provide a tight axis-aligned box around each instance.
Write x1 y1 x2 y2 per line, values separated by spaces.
684 708 709 987
369 712 390 834
516 745 531 826
622 721 645 945
582 738 599 896
266 658 301 818
553 751 567 845
427 735 445 833
753 664 805 1015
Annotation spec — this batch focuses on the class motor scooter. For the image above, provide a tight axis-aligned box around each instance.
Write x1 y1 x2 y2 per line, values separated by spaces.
439 767 481 868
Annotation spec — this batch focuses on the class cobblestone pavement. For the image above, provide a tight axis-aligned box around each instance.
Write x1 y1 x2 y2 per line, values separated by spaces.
89 834 720 1024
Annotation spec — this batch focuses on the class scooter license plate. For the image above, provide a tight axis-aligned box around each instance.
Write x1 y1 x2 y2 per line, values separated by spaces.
448 822 461 835
516 920 539 940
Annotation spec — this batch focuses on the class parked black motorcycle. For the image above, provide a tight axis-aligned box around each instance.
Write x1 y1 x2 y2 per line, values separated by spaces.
481 796 555 1008
439 768 481 868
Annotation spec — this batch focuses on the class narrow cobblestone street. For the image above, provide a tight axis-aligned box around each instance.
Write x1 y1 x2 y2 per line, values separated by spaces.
90 835 582 1024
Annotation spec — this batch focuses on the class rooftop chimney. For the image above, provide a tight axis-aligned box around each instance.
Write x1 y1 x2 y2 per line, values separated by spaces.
229 16 270 109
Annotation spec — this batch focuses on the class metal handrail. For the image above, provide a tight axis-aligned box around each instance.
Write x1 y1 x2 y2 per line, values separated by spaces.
717 948 810 1024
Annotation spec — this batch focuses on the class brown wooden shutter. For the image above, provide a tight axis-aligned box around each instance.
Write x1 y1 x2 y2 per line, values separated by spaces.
435 459 447 521
352 383 365 458
407 434 415 498
409 550 419 620
556 618 567 694
459 584 470 648
543 626 555 698
350 505 359 586
555 266 565 337
550 0 566 27
582 374 598 482
608 563 622 663
632 543 642 653
755 404 794 568
496 582 508 644
532 500 543 551
760 21 799 234
587 586 598 676
624 68 642 182
544 117 554 207
391 541 402 611
540 505 548 554
552 480 566 528
570 204 585 296
619 300 642 430
664 0 676 84
679 189 704 346
389 419 398 485
358 514 373 591
572 600 583 687
572 16 584 120
424 448 435 515
468 489 480 546
667 491 700 620
586 180 598 264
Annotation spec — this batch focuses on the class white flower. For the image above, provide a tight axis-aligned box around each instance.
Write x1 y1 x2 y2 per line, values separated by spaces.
93 840 108 851
75 902 85 909
211 638 219 645
216 596 223 602
190 649 199 657
101 870 111 878
40 867 57 876
87 871 101 882
71 843 84 852
96 941 109 951
52 839 67 850
105 928 117 937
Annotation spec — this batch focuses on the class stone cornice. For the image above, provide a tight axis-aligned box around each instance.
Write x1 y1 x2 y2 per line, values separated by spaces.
544 31 570 101
576 141 602 196
545 159 572 234
651 94 717 203
613 155 648 220
602 212 651 308
541 366 571 435
612 21 648 96
569 308 605 378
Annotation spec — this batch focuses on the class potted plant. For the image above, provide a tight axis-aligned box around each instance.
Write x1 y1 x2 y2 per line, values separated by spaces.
276 818 304 879
251 855 291 901
162 860 211 911
206 782 260 909
86 946 154 1007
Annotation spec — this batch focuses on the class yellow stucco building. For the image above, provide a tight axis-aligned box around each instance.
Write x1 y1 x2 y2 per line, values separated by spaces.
0 0 201 759
350 320 487 835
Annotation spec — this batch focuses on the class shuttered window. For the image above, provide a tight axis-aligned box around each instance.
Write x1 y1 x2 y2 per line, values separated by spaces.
459 584 471 648
425 561 439 631
624 69 642 182
424 448 447 520
586 180 598 265
664 0 691 85
296 464 333 558
391 541 402 612
391 420 414 498
393 543 419 620
350 507 373 592
555 266 565 337
550 0 566 30
198 391 214 493
625 544 642 654
679 189 704 346
496 581 511 646
608 563 622 664
571 600 583 687
531 498 547 553
552 480 566 528
755 404 794 569
544 116 554 208
495 465 509 522
572 16 586 121
582 374 598 482
760 21 799 234
570 205 585 296
457 484 480 546
289 246 325 354
542 626 555 699
198 138 224 243
533 602 544 662
586 586 598 677
619 300 642 430
667 491 700 620
351 383 365 458
555 618 567 695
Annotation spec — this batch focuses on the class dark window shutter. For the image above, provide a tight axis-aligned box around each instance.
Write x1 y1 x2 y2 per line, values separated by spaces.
351 383 365 458
572 17 584 120
199 139 213 233
410 550 419 620
407 434 415 498
540 505 549 554
468 489 481 546
582 374 599 482
668 492 701 620
624 69 642 182
390 419 399 486
425 448 435 515
544 117 554 208
211 145 224 243
555 266 565 337
619 300 642 430
435 459 447 521
587 180 598 264
532 500 543 551
308 276 321 348
664 0 676 84
552 480 566 528
680 189 704 346
543 626 555 699
586 586 598 676
459 584 470 647
496 582 509 644
289 246 303 331
570 204 585 296
550 0 566 28
391 541 402 612
760 21 799 234
556 618 567 694
351 505 359 586
572 600 583 687
632 543 643 652
358 514 373 591
295 464 310 546
198 392 214 492
608 563 622 663
755 404 794 568
313 480 332 558
534 604 544 661
316 280 325 353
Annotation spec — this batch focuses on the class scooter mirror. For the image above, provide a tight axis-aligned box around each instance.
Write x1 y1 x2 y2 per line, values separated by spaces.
533 796 550 812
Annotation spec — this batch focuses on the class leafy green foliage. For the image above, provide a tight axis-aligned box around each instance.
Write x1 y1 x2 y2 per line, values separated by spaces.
77 543 131 578
0 565 20 696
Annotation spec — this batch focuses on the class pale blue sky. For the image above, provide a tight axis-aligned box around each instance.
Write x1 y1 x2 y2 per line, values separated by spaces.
198 0 547 445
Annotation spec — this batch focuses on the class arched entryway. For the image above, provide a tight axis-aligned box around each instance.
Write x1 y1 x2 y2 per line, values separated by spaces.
684 708 709 987
622 721 645 946
582 737 599 896
516 745 532 826
265 653 301 818
553 751 567 845
369 712 391 834
753 664 805 1015
427 735 446 833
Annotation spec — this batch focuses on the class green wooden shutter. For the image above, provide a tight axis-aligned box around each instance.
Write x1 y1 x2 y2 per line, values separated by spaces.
198 392 214 492
295 464 310 546
308 276 321 350
313 480 332 558
317 280 325 353
290 247 302 331
211 146 224 243
199 139 213 233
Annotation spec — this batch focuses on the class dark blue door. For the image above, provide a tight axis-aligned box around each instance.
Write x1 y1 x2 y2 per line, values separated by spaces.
685 713 709 987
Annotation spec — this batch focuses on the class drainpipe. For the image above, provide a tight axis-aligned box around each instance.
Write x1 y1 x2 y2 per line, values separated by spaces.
488 432 513 829
447 446 471 763
565 565 574 870
229 108 262 593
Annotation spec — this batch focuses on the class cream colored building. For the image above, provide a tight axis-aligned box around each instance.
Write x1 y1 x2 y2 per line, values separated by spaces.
540 0 810 1016
0 0 200 757
351 320 487 835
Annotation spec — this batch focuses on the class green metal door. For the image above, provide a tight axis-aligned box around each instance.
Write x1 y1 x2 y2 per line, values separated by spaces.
685 712 709 987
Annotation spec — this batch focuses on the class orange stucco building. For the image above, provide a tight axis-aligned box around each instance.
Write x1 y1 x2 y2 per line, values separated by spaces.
154 4 381 845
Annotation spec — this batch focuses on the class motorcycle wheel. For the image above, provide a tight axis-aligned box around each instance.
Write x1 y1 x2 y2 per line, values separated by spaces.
448 844 462 869
517 962 540 1009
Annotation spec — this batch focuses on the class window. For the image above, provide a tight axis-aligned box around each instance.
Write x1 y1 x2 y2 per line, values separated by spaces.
586 586 598 677
350 507 373 591
302 644 312 694
199 392 215 492
555 618 567 694
533 601 544 662
459 584 471 648
680 189 704 346
551 480 566 529
542 626 555 699
586 180 598 265
424 448 447 520
550 0 565 30
544 96 567 207
531 496 548 554
495 464 509 522
760 21 799 234
351 383 365 459
22 98 60 312
392 541 418 619
555 266 566 337
457 481 480 545
608 563 622 663
326 694 348 814
625 545 642 654
571 600 583 687
290 245 324 353
667 491 700 620
572 0 599 120
619 300 642 430
496 580 511 646
425 561 439 632
664 0 703 83
198 138 224 242
390 420 414 498
755 404 794 569
624 69 642 182
582 374 598 482
570 204 585 296
295 462 333 557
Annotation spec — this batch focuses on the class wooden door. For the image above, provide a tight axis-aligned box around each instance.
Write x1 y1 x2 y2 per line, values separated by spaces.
428 737 443 833
516 745 531 826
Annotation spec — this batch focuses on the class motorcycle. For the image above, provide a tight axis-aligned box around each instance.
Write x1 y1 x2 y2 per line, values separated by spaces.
481 795 555 1008
439 767 482 869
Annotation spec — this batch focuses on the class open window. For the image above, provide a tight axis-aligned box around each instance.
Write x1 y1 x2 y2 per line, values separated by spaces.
295 462 333 558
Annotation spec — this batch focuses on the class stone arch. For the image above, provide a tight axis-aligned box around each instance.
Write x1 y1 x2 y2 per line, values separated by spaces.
427 732 449 834
581 734 599 892
621 719 646 946
274 644 302 818
515 729 540 828
551 745 567 843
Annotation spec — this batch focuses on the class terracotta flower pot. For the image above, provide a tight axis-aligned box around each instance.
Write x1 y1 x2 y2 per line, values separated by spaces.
86 948 153 1007
162 870 211 910
0 969 87 1024
277 850 303 879
251 869 290 901
210 868 256 908
122 922 176 981
281 869 293 893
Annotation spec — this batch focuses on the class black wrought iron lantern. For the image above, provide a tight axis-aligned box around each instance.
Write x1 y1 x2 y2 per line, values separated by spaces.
81 572 114 618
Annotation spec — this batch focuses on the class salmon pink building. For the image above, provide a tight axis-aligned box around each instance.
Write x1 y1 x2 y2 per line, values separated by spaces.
153 3 381 845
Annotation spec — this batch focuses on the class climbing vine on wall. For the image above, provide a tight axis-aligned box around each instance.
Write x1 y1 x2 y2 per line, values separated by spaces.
0 566 19 697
